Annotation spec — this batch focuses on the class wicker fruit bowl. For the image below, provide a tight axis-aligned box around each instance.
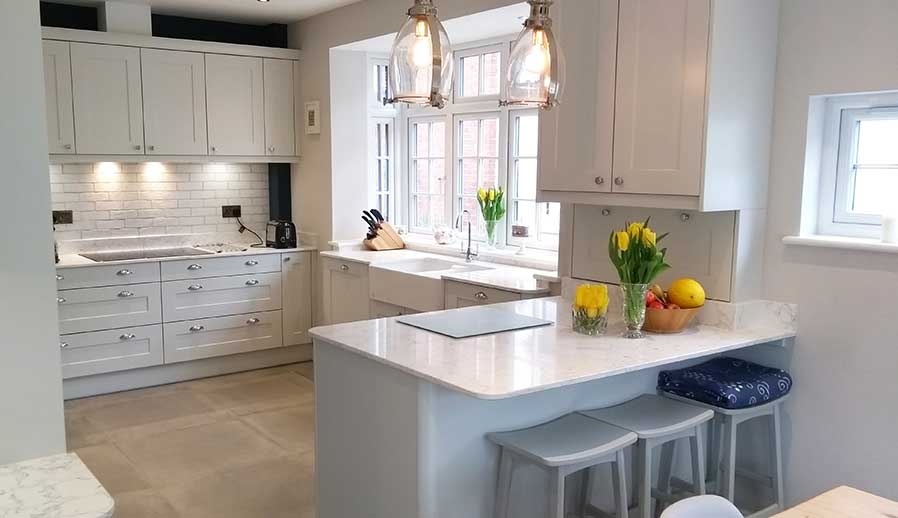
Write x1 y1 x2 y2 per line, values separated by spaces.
644 306 702 334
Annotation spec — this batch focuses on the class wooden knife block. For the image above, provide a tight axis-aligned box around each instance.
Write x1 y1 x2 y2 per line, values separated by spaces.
364 223 405 251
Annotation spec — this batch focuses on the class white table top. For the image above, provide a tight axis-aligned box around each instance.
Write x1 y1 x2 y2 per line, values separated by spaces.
310 297 797 400
0 453 114 518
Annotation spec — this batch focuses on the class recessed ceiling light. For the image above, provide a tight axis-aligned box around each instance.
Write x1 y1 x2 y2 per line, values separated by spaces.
257 0 269 3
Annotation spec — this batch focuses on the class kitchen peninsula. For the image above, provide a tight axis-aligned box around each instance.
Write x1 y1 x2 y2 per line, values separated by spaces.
310 295 797 518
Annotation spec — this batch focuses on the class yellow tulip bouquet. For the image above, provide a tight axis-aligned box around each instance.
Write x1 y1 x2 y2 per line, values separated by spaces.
573 284 610 336
608 218 671 338
477 187 507 247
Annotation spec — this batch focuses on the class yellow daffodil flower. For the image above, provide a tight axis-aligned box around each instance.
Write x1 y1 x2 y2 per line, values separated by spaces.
642 228 657 247
478 188 486 202
615 231 630 251
574 284 609 319
628 222 644 238
488 188 496 201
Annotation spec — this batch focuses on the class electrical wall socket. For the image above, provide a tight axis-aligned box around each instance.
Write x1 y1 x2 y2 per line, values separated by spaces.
221 205 242 218
52 210 74 225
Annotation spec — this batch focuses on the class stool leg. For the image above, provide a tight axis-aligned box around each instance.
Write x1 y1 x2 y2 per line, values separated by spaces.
581 466 596 518
706 417 719 490
690 425 706 496
613 450 629 518
771 404 785 510
548 468 565 518
656 442 675 517
721 415 738 502
495 448 513 518
637 440 653 518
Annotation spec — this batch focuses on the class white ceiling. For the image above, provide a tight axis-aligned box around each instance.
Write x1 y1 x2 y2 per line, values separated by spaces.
337 3 529 53
57 0 365 24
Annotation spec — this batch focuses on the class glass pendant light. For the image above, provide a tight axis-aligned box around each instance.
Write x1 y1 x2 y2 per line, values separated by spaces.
386 0 453 108
502 0 563 110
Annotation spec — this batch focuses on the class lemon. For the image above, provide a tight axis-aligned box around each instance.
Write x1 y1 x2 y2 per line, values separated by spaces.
668 278 706 308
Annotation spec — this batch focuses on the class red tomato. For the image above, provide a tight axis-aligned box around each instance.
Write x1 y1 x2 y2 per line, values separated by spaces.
645 291 657 306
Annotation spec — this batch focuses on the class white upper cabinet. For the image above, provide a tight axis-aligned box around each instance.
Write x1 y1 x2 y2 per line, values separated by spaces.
612 0 709 196
70 42 145 155
538 0 780 211
206 54 265 156
538 0 617 194
263 58 296 157
43 41 76 154
140 48 208 155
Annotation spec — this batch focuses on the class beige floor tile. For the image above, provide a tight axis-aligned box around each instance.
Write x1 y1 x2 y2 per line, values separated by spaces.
294 361 314 381
111 490 181 518
114 419 283 486
161 454 315 518
106 409 234 445
193 374 314 416
65 414 108 451
185 364 304 391
75 444 152 496
79 391 216 432
241 402 315 455
65 383 191 417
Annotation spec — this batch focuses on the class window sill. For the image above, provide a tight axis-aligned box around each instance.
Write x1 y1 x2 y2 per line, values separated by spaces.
402 233 559 271
782 234 898 254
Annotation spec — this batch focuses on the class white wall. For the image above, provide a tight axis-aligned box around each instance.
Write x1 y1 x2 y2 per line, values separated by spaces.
0 0 66 463
765 0 898 504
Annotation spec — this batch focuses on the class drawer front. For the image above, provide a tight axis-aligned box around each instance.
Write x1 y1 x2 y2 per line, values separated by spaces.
60 324 163 379
58 283 162 334
57 262 160 290
162 272 282 322
444 281 522 309
161 254 281 281
163 310 283 363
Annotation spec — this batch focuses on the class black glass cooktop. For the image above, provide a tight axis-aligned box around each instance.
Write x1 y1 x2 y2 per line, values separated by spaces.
80 247 214 262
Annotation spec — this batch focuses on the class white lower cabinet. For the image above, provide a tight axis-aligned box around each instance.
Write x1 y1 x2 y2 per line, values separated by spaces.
163 311 283 364
58 283 162 335
60 324 163 379
321 258 370 325
444 281 526 309
57 262 160 290
281 252 312 346
370 300 419 318
162 272 282 322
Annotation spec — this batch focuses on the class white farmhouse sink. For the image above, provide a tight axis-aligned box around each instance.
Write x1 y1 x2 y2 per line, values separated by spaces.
369 257 494 312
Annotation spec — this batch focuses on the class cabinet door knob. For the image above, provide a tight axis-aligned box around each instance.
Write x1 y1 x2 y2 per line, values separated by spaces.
187 264 203 271
63 144 72 150
119 333 136 341
117 269 133 276
283 257 291 262
187 284 203 291
594 176 605 185
245 260 259 266
57 297 66 304
56 274 64 281
189 325 205 332
210 146 217 152
340 264 350 271
148 145 155 152
60 342 69 349
245 279 260 286
117 291 134 298
134 145 142 151
680 213 691 222
601 208 611 216
246 318 261 325
268 146 275 153
614 177 624 186
474 291 489 301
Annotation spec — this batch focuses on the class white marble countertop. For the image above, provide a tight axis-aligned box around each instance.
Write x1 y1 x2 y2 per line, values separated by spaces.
0 453 114 518
320 249 556 294
310 297 797 400
57 245 317 269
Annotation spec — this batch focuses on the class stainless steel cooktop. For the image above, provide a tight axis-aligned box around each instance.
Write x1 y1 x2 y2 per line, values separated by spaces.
79 247 214 262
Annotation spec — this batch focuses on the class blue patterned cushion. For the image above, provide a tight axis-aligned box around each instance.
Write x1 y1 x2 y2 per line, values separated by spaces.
657 357 792 409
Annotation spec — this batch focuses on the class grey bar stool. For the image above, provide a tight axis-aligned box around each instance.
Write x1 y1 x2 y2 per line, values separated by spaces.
580 394 715 518
488 413 638 518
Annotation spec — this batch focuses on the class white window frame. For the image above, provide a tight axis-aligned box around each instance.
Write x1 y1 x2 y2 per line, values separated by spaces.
368 117 396 222
368 57 393 112
818 92 898 238
453 111 508 241
406 116 451 234
454 43 506 104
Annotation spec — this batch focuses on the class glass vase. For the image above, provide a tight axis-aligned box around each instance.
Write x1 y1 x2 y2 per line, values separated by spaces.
620 283 649 339
572 308 608 336
484 220 500 248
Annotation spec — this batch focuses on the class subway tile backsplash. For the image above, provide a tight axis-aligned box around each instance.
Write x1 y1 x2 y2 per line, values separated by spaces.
49 162 270 246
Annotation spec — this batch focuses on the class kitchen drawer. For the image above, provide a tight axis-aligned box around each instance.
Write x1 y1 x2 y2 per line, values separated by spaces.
57 262 160 290
58 283 162 334
161 254 281 281
162 272 282 322
60 324 163 379
163 310 283 363
444 281 523 309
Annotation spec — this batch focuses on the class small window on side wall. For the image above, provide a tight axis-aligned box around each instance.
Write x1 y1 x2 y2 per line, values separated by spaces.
818 93 898 239
455 45 503 102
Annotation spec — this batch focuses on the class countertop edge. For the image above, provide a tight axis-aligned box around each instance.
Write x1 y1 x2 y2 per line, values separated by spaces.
57 246 317 269
439 273 551 294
